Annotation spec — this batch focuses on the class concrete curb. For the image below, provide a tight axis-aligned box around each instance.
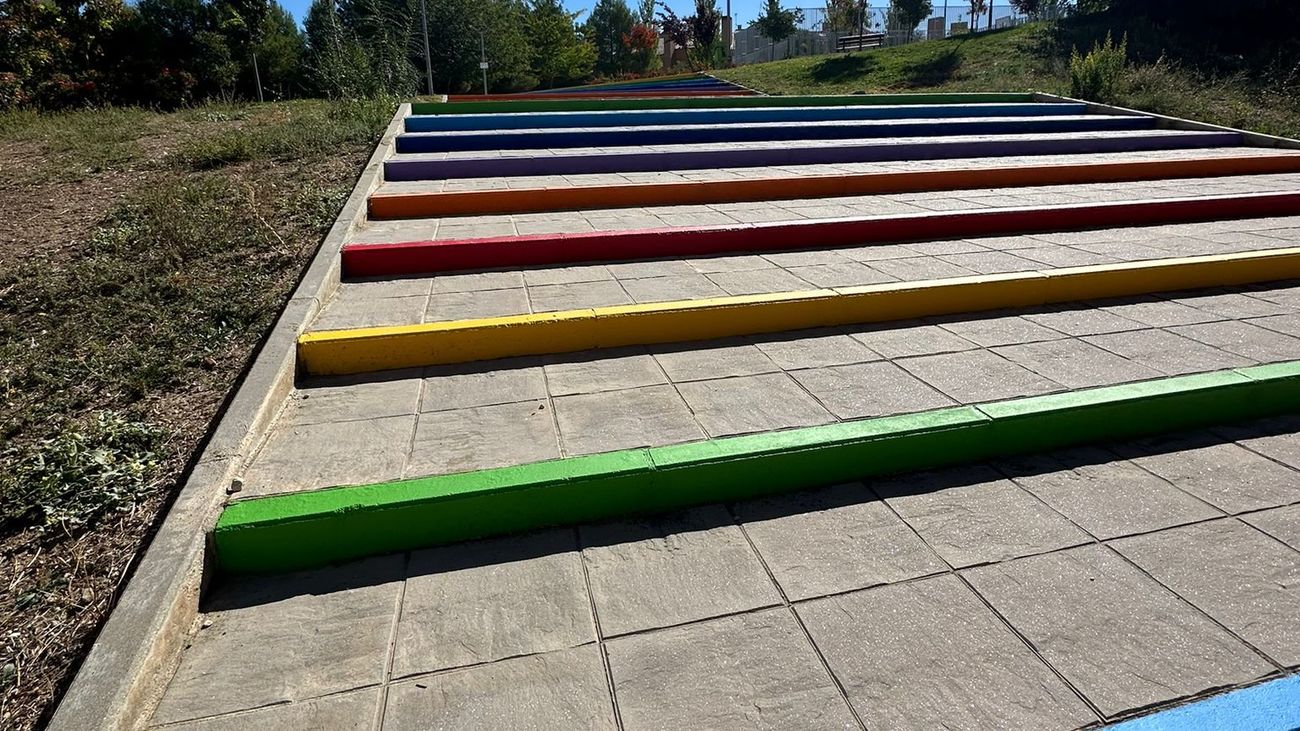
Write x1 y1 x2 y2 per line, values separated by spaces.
382 130 1240 180
213 361 1300 574
1033 92 1300 151
303 247 1300 375
45 102 410 731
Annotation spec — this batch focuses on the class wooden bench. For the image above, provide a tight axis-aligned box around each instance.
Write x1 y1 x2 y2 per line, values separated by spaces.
835 32 886 51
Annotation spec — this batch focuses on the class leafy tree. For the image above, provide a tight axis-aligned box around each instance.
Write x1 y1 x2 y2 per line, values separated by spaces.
623 22 660 72
688 0 721 49
1009 0 1039 13
0 0 130 107
304 0 374 97
585 0 636 74
886 0 930 34
967 0 986 30
526 0 595 87
687 0 723 67
656 3 689 46
823 0 861 32
636 0 656 25
253 4 304 98
753 0 802 60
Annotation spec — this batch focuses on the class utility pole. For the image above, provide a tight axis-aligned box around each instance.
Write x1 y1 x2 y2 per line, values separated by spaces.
988 1 993 31
420 0 433 95
479 33 489 96
251 51 263 103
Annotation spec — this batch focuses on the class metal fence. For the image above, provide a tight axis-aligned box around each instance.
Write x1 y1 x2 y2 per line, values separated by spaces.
732 1 1072 66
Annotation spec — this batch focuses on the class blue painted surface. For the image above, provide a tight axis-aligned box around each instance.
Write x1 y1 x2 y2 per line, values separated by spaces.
403 103 1090 132
384 130 1242 181
1106 675 1300 731
394 115 1157 153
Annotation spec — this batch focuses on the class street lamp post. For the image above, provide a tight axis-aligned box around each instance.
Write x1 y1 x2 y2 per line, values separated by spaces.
479 33 489 95
420 0 433 95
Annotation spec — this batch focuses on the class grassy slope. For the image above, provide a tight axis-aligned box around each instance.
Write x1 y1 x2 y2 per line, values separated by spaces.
715 22 1300 140
0 99 392 730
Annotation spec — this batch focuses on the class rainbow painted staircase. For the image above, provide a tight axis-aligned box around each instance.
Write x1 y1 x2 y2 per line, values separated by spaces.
131 82 1300 730
208 88 1300 573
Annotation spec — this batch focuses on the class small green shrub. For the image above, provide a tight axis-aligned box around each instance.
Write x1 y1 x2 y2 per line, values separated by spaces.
0 413 164 530
1069 32 1127 101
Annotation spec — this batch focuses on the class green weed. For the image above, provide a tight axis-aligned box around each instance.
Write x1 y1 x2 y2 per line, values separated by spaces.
1069 32 1127 101
0 413 163 529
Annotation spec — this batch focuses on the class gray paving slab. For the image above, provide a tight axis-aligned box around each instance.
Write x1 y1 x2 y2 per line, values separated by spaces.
152 689 380 730
1099 296 1223 327
393 530 594 676
1215 414 1300 469
1082 328 1254 375
1168 289 1298 319
1243 504 1300 550
733 483 944 600
542 348 667 395
963 544 1272 718
675 372 836 437
1000 447 1222 540
1117 435 1300 514
847 322 978 359
935 312 1064 347
1024 305 1146 337
425 287 530 321
705 266 813 295
798 575 1096 730
382 646 616 731
529 278 632 312
652 339 780 381
896 348 1064 403
151 556 403 725
749 328 878 369
1170 319 1300 363
312 293 427 330
1113 519 1300 666
553 384 704 455
994 337 1164 389
605 609 858 730
241 415 413 496
405 399 559 476
872 466 1091 567
421 359 548 412
790 361 956 419
281 371 423 427
621 271 728 302
579 505 780 636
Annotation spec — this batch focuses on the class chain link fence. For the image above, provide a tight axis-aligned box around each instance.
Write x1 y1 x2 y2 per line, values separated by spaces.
732 2 1072 66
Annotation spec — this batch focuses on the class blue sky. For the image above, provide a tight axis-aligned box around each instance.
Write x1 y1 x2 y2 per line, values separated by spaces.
279 0 770 32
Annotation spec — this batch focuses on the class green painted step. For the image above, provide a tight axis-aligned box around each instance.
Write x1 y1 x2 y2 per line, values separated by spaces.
214 360 1300 574
410 92 1042 115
